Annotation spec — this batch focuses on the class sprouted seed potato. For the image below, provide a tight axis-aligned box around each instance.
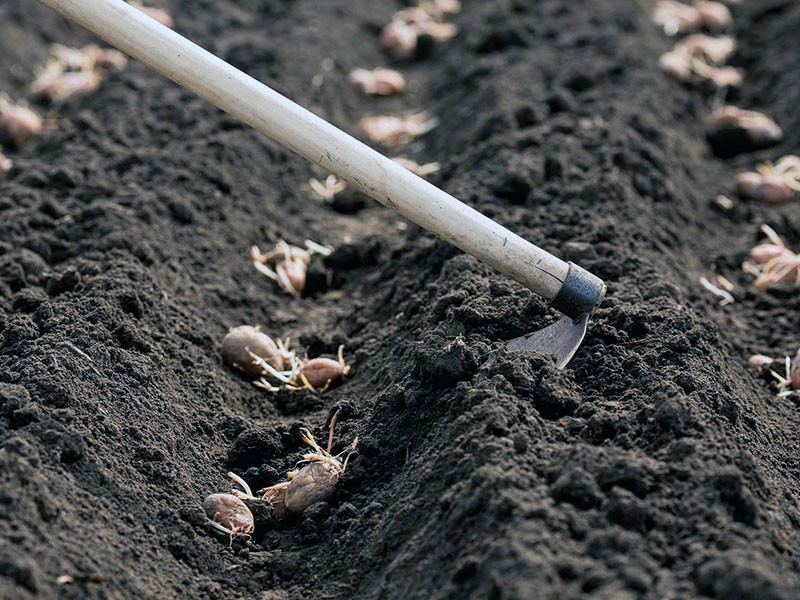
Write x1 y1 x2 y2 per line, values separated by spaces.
771 349 800 397
381 0 459 59
31 44 127 104
658 34 740 89
735 171 792 204
250 240 329 297
203 493 255 545
735 156 800 203
653 0 731 35
221 325 293 377
229 412 356 518
348 68 406 96
283 462 340 515
743 225 800 290
297 351 352 390
0 96 43 148
748 350 800 398
359 112 438 150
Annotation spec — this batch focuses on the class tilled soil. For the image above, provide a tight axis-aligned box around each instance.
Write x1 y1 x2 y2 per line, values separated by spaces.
1 0 799 598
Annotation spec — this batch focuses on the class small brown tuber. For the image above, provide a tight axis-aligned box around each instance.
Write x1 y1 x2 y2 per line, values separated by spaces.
221 325 292 377
203 493 254 543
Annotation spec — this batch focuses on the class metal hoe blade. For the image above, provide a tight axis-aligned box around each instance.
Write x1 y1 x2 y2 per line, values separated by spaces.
506 312 590 369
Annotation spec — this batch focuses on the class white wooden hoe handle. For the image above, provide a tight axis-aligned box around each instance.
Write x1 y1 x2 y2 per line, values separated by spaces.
35 0 605 316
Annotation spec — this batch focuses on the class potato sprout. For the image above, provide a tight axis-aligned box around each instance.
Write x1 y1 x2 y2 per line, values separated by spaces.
309 174 347 201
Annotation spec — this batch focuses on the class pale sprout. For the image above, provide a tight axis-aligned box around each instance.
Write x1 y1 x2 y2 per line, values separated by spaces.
420 0 461 19
653 0 704 35
381 20 420 60
695 1 733 30
699 275 734 305
37 71 103 105
309 174 347 201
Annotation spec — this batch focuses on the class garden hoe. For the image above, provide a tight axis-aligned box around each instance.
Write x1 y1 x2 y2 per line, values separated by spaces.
35 0 606 368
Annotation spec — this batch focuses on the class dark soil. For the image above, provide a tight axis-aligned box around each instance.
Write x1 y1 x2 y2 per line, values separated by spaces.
2 0 800 598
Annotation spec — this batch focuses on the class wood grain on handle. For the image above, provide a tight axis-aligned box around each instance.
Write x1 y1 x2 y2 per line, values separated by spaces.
36 0 571 300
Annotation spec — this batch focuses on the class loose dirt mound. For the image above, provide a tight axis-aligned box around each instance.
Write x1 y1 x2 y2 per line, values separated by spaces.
1 0 799 598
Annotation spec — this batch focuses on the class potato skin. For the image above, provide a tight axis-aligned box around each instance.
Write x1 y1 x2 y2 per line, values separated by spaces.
284 462 339 514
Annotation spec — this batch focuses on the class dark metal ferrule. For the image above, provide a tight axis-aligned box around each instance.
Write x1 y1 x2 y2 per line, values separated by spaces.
549 262 606 320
